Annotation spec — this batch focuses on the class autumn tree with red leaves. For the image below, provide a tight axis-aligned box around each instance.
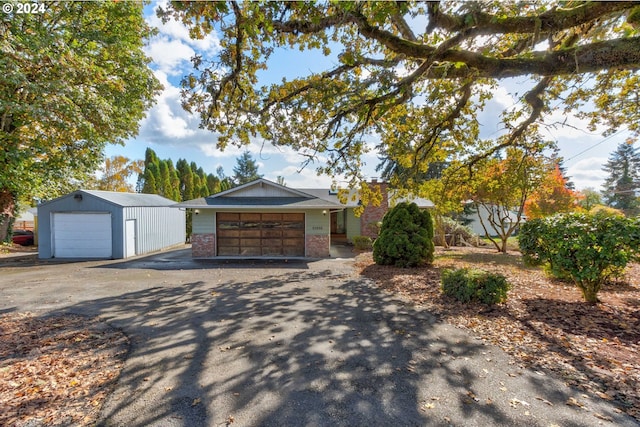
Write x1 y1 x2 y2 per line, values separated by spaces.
524 163 580 219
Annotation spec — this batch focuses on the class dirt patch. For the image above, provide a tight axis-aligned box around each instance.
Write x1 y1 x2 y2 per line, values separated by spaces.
0 243 37 256
357 246 640 421
0 313 129 426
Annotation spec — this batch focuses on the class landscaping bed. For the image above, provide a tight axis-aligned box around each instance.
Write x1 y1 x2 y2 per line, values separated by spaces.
357 246 640 421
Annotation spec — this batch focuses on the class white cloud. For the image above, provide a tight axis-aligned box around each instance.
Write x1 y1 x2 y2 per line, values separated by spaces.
491 85 516 109
146 1 220 54
566 157 608 191
145 37 195 76
143 1 221 78
266 165 335 188
198 139 302 162
138 70 197 140
542 109 601 141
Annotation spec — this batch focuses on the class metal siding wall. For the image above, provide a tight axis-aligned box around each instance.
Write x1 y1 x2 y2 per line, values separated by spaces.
37 194 117 259
124 207 186 256
111 208 124 259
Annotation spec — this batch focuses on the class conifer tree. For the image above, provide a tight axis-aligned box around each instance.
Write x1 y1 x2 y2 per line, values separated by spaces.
602 141 640 215
176 159 195 201
232 151 263 186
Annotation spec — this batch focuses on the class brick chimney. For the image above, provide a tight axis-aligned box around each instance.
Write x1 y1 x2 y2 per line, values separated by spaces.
360 179 389 239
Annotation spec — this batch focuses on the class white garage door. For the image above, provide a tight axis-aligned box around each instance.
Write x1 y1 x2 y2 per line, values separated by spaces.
53 213 112 258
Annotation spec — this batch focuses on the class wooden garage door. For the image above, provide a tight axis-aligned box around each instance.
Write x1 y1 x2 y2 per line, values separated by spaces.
217 213 305 256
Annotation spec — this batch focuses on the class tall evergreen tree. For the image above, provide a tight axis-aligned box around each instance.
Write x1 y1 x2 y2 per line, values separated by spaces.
602 141 640 215
139 148 160 194
206 173 221 195
176 159 195 201
142 160 160 194
197 167 209 196
216 166 232 192
167 161 181 201
158 161 172 199
141 167 158 194
232 151 263 186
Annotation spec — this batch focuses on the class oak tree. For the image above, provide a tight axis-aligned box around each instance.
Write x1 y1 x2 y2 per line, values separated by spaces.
160 1 640 202
0 1 161 241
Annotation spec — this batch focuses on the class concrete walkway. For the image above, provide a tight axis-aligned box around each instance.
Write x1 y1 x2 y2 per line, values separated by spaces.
0 248 637 426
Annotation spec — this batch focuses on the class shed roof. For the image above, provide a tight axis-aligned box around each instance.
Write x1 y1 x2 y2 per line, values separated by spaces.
38 190 177 208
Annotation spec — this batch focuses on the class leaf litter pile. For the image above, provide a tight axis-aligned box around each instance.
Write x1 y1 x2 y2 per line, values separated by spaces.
0 313 128 426
357 246 640 422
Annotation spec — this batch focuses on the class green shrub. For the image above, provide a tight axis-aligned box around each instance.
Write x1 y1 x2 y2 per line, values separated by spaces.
441 268 511 304
373 202 434 267
352 235 373 250
519 213 640 303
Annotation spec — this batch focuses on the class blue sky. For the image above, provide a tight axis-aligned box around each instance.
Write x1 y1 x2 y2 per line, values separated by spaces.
106 1 630 191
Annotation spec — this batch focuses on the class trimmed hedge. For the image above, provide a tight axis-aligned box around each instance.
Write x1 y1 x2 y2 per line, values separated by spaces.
441 268 511 304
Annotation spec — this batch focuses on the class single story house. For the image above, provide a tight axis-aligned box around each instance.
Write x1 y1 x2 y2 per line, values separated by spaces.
38 190 185 259
175 178 433 259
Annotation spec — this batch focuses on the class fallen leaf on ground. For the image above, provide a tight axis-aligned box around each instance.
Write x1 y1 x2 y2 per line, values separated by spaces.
357 247 640 422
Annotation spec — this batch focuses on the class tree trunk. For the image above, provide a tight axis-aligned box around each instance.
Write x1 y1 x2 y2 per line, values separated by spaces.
500 237 508 253
0 189 16 243
579 282 601 304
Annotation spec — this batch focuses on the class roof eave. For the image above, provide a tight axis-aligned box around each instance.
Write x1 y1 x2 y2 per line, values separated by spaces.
172 204 344 210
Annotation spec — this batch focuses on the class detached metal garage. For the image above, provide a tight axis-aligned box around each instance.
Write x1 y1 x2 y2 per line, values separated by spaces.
38 190 185 259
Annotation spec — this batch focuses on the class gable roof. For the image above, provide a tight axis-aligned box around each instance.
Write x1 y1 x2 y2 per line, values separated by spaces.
38 190 177 208
214 178 315 199
174 179 344 210
175 178 436 210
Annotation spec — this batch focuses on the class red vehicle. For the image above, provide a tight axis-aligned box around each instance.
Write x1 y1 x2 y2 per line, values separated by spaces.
12 230 34 246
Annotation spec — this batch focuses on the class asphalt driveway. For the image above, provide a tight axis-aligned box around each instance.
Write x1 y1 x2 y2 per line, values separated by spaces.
1 248 637 426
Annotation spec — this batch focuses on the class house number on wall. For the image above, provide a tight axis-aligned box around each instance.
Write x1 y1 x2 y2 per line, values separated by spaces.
312 226 323 231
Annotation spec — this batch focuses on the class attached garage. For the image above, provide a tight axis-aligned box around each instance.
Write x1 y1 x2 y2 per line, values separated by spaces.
175 179 343 259
216 212 305 256
38 190 186 259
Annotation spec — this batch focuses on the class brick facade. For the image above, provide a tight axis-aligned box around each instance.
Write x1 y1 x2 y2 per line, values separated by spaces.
360 181 389 239
192 233 215 257
305 234 330 258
